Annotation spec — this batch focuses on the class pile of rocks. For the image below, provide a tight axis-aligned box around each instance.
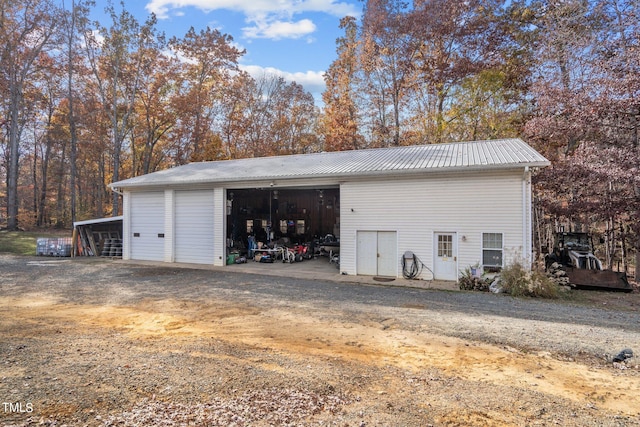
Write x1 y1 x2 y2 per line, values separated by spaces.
546 262 572 287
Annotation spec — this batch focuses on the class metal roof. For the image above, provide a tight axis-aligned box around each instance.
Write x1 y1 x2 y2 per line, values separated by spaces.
110 138 550 189
73 215 123 227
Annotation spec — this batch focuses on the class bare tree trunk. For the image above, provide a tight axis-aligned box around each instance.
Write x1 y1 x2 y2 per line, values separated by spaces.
97 153 106 216
619 223 627 273
605 217 614 270
55 138 68 228
7 92 22 230
435 88 446 144
636 243 640 282
68 23 78 225
32 132 39 225
37 131 53 226
2 0 56 230
112 124 122 216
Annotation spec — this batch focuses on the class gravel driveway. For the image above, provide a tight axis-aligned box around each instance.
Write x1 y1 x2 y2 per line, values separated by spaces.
1 254 639 426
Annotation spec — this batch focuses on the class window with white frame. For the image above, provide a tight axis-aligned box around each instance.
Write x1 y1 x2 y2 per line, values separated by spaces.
482 233 503 272
438 234 453 258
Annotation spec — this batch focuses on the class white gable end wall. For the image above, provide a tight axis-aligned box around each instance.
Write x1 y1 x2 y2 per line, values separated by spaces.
340 169 529 279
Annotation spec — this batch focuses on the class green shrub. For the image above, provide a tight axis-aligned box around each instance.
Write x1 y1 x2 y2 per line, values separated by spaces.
499 262 565 299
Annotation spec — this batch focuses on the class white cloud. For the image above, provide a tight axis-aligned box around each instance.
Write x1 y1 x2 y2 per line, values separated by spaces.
241 64 326 98
146 0 358 19
242 19 316 40
145 0 359 40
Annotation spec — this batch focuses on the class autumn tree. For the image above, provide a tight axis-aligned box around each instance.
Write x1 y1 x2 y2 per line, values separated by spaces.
0 0 59 230
31 53 66 227
127 23 181 175
524 0 600 158
59 0 92 224
321 16 362 151
84 4 159 215
443 1 537 141
75 93 111 217
268 80 318 155
359 0 414 147
131 54 180 175
525 0 640 275
240 73 281 157
215 71 254 159
219 74 306 158
408 0 511 143
169 27 244 163
446 70 522 141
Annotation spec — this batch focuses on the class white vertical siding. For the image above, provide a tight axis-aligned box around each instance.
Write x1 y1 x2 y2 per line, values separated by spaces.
340 170 527 279
523 168 532 267
122 191 131 260
164 189 175 262
213 188 226 267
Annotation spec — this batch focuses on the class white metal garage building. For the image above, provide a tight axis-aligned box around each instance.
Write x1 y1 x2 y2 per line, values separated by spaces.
109 138 549 281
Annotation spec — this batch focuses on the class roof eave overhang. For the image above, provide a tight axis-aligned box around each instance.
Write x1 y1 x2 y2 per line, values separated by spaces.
109 161 550 192
73 215 124 228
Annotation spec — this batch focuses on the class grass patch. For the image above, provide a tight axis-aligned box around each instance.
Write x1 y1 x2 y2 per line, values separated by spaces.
0 229 71 256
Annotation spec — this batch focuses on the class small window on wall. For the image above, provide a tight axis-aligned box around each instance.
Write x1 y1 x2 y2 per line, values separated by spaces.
279 220 288 234
438 234 453 257
482 233 503 272
246 220 254 234
296 220 305 235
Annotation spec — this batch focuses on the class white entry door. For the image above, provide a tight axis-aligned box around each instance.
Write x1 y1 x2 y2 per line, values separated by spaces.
356 231 377 275
377 231 398 277
356 231 398 277
434 232 458 280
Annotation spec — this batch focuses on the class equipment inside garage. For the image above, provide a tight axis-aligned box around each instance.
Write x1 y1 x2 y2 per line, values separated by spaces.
226 187 339 262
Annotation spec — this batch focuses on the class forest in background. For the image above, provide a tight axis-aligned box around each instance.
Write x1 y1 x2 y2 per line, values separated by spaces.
1 0 638 276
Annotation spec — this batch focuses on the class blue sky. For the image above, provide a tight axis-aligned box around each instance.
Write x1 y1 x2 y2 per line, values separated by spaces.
92 0 363 103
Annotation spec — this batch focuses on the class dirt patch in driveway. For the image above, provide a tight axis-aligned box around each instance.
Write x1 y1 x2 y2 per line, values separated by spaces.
1 256 639 426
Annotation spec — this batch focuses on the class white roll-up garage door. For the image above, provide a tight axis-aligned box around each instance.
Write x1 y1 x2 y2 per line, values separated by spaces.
130 192 165 261
175 190 215 264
